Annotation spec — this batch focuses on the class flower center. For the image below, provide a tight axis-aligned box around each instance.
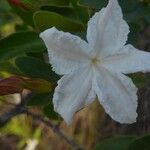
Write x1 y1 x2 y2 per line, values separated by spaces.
91 57 99 65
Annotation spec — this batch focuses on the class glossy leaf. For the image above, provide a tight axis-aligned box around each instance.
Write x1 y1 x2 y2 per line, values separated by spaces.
118 0 139 13
127 23 140 45
79 0 108 9
42 103 58 119
0 61 21 74
11 6 34 26
27 93 52 106
0 76 24 95
40 5 78 20
42 0 70 6
128 135 150 150
15 56 59 82
79 0 139 12
71 0 89 23
24 78 54 93
124 11 141 23
0 32 45 62
33 11 85 32
128 73 147 88
124 4 150 23
0 0 11 12
94 136 136 150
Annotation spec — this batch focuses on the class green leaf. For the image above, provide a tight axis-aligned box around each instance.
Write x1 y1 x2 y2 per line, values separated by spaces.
0 61 21 74
79 0 108 9
27 93 52 106
42 103 58 119
42 0 70 6
124 4 150 23
127 23 140 45
15 56 59 82
80 0 139 12
128 73 147 88
40 4 89 24
40 5 78 20
94 136 136 150
0 0 11 12
12 6 34 27
0 32 45 62
71 0 89 23
124 10 142 23
24 78 54 93
128 135 150 150
33 11 85 32
118 0 139 13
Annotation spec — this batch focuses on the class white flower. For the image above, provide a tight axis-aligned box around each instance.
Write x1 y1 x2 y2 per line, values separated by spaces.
40 0 150 124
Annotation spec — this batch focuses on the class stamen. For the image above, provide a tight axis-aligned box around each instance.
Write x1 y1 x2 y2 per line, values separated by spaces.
91 58 99 64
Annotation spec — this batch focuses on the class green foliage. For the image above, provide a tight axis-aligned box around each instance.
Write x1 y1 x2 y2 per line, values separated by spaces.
118 0 139 13
95 135 150 150
15 56 59 82
0 0 11 12
128 135 150 150
43 103 58 119
40 5 78 20
41 0 70 6
27 93 53 106
94 136 136 150
0 32 45 61
128 73 148 88
0 61 21 74
127 23 140 45
34 11 85 32
79 0 108 9
11 6 35 27
71 0 89 23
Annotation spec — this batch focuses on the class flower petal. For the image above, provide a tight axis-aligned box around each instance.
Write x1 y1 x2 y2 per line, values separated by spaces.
94 66 138 124
102 44 150 74
87 0 129 57
40 27 90 75
53 66 95 124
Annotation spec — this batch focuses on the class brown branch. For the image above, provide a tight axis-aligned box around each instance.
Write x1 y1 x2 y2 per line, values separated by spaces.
0 102 26 127
25 110 84 150
0 93 84 150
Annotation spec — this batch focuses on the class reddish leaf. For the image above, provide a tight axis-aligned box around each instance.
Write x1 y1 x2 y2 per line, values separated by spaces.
0 76 55 95
0 76 24 95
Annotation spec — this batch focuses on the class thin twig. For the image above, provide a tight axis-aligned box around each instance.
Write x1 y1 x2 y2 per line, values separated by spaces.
0 92 32 126
25 110 84 150
0 93 84 150
0 102 25 127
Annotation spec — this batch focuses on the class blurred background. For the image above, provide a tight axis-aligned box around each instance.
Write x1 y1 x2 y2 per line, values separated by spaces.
0 0 150 150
